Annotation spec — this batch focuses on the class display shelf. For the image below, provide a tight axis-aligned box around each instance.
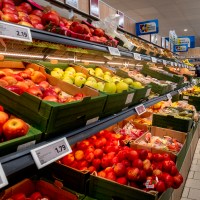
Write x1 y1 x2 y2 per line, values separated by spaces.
0 85 190 181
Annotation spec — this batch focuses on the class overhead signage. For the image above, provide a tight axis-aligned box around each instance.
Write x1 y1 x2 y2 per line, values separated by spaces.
136 19 159 36
176 36 195 48
65 0 78 9
169 30 177 44
90 0 99 19
174 44 188 52
117 10 124 29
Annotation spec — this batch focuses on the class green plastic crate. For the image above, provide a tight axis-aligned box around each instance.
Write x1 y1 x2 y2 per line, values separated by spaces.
0 126 42 156
88 174 159 200
149 82 170 95
152 113 194 133
141 65 184 85
181 95 200 111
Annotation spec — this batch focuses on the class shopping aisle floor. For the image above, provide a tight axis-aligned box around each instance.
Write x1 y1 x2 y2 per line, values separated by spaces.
181 138 200 200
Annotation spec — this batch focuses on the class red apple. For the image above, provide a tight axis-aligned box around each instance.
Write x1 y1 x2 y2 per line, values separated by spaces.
85 151 94 162
153 169 163 180
31 71 46 84
30 192 42 200
33 23 44 30
24 79 34 87
20 2 32 14
92 158 101 171
114 163 126 177
162 160 175 173
11 193 26 200
156 181 166 192
16 81 29 92
43 95 58 102
3 0 15 6
18 21 33 27
78 160 89 170
74 150 84 161
5 85 24 95
94 148 103 158
162 173 174 188
31 9 43 18
94 28 104 37
138 169 147 182
111 156 119 165
121 159 131 167
132 159 143 169
1 68 13 75
172 173 183 189
97 170 106 178
126 167 139 181
26 86 43 98
0 111 9 126
12 74 24 81
170 165 178 176
39 81 49 90
88 166 96 173
163 153 171 161
29 14 41 23
101 155 111 169
2 13 19 22
106 171 116 181
116 177 128 185
3 118 29 140
138 149 148 161
0 79 8 87
17 71 31 79
61 153 74 166
2 76 17 85
127 150 138 161
2 7 18 15
143 159 152 174
0 105 4 111
3 3 16 10
0 71 6 78
77 139 90 150
42 11 60 25
153 153 164 162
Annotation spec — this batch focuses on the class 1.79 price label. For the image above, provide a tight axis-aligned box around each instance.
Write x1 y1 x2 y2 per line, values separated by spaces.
31 138 71 169
0 21 32 42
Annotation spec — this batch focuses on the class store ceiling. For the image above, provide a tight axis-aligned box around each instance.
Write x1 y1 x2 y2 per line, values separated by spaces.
102 0 200 46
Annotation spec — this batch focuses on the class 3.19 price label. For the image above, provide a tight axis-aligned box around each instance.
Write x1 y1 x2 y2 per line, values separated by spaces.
31 138 71 169
0 21 32 42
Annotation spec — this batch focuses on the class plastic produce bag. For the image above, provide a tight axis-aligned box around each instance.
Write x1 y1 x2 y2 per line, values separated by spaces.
92 14 135 51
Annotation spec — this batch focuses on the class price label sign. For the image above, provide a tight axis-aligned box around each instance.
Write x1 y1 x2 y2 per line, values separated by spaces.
134 53 142 61
65 0 78 8
145 88 151 97
108 47 121 56
175 63 178 67
178 89 182 94
0 21 32 42
166 93 172 100
0 163 8 189
31 138 71 169
125 93 134 104
151 57 157 63
183 96 189 100
183 87 187 91
163 60 167 65
86 117 99 125
171 62 174 66
135 104 146 115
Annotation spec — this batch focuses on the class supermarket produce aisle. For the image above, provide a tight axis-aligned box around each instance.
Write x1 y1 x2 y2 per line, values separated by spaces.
181 138 200 200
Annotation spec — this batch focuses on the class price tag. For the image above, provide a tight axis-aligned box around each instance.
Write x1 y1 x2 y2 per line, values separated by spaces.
183 96 189 100
125 93 135 104
151 57 157 63
86 117 99 125
145 88 151 97
17 140 36 151
135 104 146 115
163 60 167 65
175 63 178 67
134 53 142 61
171 62 174 66
166 93 172 100
108 47 121 56
65 0 78 8
0 163 8 189
31 138 71 169
0 21 32 42
183 87 187 91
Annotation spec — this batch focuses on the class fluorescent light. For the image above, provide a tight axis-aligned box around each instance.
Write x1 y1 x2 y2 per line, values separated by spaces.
184 29 188 32
81 60 105 64
107 62 122 65
0 52 43 59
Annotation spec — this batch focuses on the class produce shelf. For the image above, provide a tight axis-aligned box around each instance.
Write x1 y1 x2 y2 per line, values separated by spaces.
0 85 191 180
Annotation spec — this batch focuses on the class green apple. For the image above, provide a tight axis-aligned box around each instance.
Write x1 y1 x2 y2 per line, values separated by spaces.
87 77 97 82
51 70 63 79
104 71 112 76
74 75 86 87
95 71 104 79
111 76 121 83
62 77 73 84
123 78 133 85
131 81 143 89
65 67 76 74
85 80 98 89
103 82 116 94
75 72 87 79
103 74 112 82
53 68 64 74
97 82 105 91
63 71 75 81
116 82 129 93
87 68 95 75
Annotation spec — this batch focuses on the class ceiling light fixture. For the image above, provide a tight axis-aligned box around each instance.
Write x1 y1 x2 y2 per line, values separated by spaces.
184 29 188 32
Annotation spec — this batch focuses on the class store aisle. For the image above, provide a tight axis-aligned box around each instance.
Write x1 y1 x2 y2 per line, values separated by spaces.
181 138 200 200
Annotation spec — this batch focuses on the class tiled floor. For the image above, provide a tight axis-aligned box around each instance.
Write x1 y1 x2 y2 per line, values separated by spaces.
181 139 200 200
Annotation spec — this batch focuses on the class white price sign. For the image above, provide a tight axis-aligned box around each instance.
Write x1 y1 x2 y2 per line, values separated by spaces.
183 87 187 91
166 93 172 100
0 163 8 189
145 88 151 97
183 96 189 100
31 138 71 169
178 89 182 94
135 104 146 115
0 21 32 42
175 63 178 66
171 62 174 66
163 60 167 65
65 0 78 8
151 57 157 63
108 47 121 56
134 53 142 61
86 117 99 125
125 93 134 104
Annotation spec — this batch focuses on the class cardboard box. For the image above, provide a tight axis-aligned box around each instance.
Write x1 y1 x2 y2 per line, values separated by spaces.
0 63 107 138
131 126 187 170
0 179 79 200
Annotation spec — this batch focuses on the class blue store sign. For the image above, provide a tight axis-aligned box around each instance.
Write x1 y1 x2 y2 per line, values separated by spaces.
174 44 188 52
136 19 159 36
176 36 195 48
